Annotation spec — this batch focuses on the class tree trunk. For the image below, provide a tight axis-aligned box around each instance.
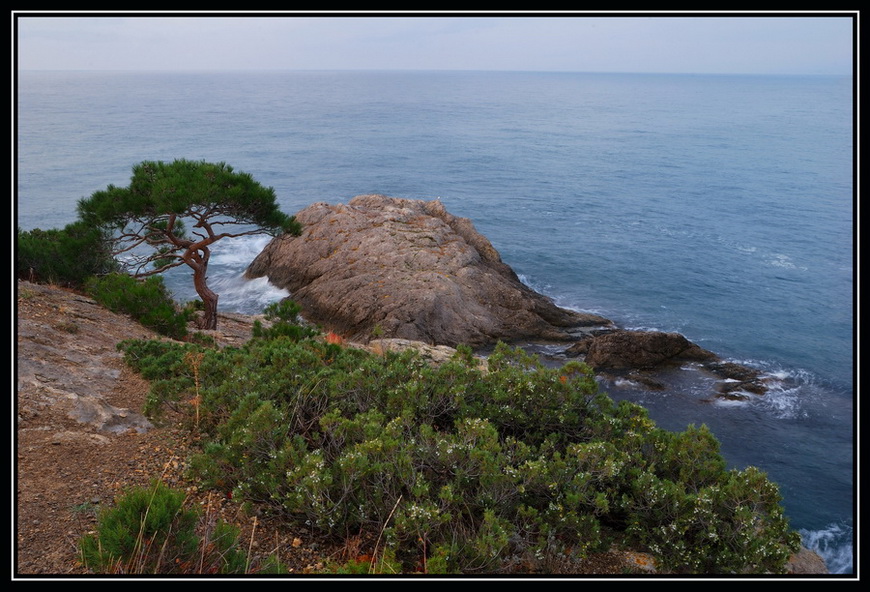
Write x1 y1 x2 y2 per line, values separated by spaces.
197 285 219 330
191 257 219 330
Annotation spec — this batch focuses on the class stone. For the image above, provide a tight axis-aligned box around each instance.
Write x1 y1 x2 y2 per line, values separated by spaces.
579 329 718 370
786 547 829 574
246 195 612 347
567 329 772 397
704 361 769 398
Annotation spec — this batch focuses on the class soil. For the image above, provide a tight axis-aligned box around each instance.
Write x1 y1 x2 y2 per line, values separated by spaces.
15 280 339 578
10 280 720 579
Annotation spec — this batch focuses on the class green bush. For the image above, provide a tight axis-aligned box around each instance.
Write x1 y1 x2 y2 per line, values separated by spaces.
118 338 206 419
17 221 117 288
119 332 801 575
78 480 199 573
251 299 318 341
79 480 286 575
87 273 192 339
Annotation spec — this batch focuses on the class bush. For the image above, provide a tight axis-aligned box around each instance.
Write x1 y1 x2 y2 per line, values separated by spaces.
86 273 192 339
251 299 318 341
79 480 286 575
118 338 207 419
119 333 802 575
17 221 117 288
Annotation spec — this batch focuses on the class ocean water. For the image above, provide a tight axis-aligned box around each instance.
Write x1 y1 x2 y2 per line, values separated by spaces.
16 70 854 574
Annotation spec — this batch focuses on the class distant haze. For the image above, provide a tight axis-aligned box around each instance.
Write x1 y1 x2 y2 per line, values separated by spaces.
15 12 854 76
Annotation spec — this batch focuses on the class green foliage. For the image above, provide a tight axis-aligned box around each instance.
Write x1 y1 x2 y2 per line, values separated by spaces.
322 547 404 575
251 299 318 341
119 329 801 575
78 480 198 573
117 338 207 418
621 465 801 574
87 273 192 340
17 221 117 288
77 159 300 236
75 159 301 330
78 480 286 575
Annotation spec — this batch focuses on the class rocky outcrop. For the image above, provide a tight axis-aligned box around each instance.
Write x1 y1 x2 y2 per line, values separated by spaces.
246 194 612 347
17 281 156 435
567 330 718 369
566 329 772 397
245 194 775 399
786 547 830 575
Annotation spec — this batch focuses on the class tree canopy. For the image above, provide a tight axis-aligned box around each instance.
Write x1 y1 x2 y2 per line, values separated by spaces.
77 159 301 329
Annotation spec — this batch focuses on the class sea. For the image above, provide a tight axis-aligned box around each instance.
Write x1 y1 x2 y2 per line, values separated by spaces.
15 70 855 574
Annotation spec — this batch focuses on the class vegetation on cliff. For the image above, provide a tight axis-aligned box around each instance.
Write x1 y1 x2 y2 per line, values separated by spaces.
113 304 801 575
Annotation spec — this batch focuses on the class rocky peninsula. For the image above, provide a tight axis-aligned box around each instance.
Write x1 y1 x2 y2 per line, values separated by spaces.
247 194 775 399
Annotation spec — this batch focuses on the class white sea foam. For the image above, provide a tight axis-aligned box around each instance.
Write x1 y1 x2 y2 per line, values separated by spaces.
716 358 810 419
209 273 289 315
755 384 806 420
800 522 854 574
766 253 808 271
209 234 275 267
712 397 749 408
765 369 792 381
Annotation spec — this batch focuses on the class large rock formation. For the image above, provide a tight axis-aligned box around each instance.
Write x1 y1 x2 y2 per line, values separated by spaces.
246 194 612 347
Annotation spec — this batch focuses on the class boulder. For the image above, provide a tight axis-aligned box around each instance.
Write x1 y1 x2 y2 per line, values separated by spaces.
703 360 768 397
363 338 483 368
246 195 612 347
566 329 772 397
785 547 829 575
574 329 718 370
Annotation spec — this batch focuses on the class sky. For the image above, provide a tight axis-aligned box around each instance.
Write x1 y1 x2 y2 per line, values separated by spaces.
14 11 855 76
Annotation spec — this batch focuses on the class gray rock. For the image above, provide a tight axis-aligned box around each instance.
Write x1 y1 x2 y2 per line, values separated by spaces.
578 329 718 370
17 280 155 435
786 547 829 574
567 329 772 397
246 195 612 347
364 338 472 367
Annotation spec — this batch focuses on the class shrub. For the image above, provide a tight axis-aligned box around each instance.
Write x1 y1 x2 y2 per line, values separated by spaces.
87 273 191 339
119 334 802 575
78 480 286 575
117 338 206 419
17 221 116 288
251 299 318 341
79 480 199 574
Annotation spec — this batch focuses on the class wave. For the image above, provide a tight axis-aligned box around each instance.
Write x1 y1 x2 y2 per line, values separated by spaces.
209 273 289 315
800 521 853 574
208 234 276 267
158 233 289 315
715 358 849 421
766 253 808 271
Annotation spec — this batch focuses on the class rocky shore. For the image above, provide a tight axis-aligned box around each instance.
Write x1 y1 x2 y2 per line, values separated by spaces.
247 194 776 401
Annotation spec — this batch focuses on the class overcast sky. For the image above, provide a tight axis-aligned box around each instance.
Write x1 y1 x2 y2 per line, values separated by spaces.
14 12 855 75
